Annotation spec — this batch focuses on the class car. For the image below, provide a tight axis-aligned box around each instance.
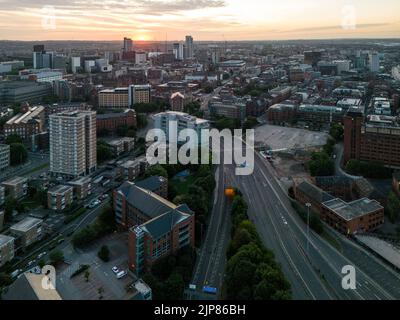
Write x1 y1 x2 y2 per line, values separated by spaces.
112 266 119 274
37 251 47 259
116 270 127 279
10 269 22 278
27 260 36 267
260 151 267 159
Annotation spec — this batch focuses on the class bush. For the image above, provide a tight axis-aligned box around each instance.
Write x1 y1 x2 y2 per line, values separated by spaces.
10 143 28 166
49 250 64 266
72 207 115 248
345 160 392 179
308 152 334 177
98 245 110 262
70 265 90 279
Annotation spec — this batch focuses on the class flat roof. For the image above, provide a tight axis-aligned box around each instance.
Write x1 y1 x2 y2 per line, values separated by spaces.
10 217 42 233
48 185 73 195
2 176 27 186
322 198 383 221
0 234 15 247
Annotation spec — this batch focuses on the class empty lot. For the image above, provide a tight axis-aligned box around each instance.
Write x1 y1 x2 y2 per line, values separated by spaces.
254 124 330 151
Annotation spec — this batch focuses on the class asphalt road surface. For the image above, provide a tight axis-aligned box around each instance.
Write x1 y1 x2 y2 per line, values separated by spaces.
224 137 398 300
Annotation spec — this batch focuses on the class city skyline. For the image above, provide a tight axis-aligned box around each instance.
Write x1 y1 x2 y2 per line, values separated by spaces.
0 0 399 41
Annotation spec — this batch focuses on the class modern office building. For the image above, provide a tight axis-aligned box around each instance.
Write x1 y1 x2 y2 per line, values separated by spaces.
209 99 247 121
98 88 129 109
368 52 380 73
0 144 10 171
70 57 81 73
49 111 97 179
0 81 52 105
113 181 195 274
173 43 184 61
0 235 15 267
98 85 151 108
33 45 54 69
185 35 194 59
135 52 147 64
47 185 74 211
129 84 151 106
0 60 24 74
123 37 134 53
10 217 43 248
20 69 63 83
3 105 45 140
1 176 28 199
153 111 210 144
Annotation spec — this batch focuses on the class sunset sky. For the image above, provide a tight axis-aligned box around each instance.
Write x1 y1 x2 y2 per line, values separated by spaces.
0 0 399 41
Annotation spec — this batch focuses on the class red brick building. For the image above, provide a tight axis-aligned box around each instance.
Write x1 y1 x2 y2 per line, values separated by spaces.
96 109 137 134
114 181 195 274
321 198 384 235
344 108 400 168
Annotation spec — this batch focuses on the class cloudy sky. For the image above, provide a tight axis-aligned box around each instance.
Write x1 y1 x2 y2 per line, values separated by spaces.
0 0 399 41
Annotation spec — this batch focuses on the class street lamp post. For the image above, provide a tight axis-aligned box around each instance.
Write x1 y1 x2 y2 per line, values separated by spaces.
306 203 311 255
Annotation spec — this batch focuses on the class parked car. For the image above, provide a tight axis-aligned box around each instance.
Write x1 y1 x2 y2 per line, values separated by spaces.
116 270 127 279
112 266 119 275
37 251 47 259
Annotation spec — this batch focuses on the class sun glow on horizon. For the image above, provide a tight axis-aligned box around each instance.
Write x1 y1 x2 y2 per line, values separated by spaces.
0 0 399 41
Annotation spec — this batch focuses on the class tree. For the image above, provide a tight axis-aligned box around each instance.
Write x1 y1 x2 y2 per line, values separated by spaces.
330 123 344 141
97 141 114 163
386 192 400 223
49 250 64 266
137 114 148 129
5 134 23 145
308 152 334 177
38 259 46 268
164 273 185 300
4 197 16 223
144 165 168 179
97 287 104 300
10 143 28 166
84 269 90 282
98 245 110 262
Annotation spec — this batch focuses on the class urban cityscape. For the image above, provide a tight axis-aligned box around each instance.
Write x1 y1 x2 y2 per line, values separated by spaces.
0 0 400 306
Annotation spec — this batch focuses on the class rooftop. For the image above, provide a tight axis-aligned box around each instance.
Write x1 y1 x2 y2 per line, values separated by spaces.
6 106 44 125
10 217 42 233
297 181 335 204
118 182 175 220
136 176 167 193
0 234 14 247
3 273 62 300
2 176 27 186
48 185 73 195
140 205 193 239
322 198 383 221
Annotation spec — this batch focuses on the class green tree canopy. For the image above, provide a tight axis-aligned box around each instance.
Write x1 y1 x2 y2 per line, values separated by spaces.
10 143 28 166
